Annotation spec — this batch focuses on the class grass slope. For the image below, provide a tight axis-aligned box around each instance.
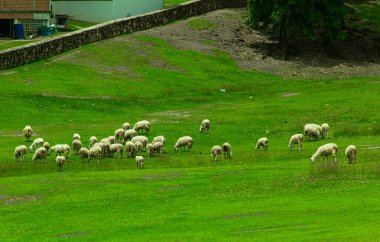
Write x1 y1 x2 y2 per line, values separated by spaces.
0 18 380 241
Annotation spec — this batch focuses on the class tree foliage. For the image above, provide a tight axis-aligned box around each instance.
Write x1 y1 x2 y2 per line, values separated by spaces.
247 0 349 45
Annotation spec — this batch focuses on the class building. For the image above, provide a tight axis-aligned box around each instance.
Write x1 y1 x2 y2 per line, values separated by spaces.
0 0 51 37
51 0 163 24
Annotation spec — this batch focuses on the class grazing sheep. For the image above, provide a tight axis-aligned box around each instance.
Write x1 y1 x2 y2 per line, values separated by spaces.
73 133 81 140
56 156 65 171
152 135 165 146
100 138 111 156
125 141 136 158
110 144 123 158
131 136 149 148
32 147 47 162
174 136 193 151
78 148 90 161
211 145 222 161
288 134 303 151
136 156 144 168
304 124 321 141
153 141 164 155
310 143 338 163
89 136 97 148
93 142 106 157
43 142 50 153
49 144 64 156
62 144 71 159
72 139 82 154
345 145 357 164
146 143 154 157
29 138 44 151
89 146 101 164
199 119 211 133
107 136 115 144
134 141 143 154
122 122 131 131
23 125 33 141
14 145 27 161
124 129 137 142
321 123 330 139
223 143 232 159
114 128 125 143
256 137 269 151
133 120 151 134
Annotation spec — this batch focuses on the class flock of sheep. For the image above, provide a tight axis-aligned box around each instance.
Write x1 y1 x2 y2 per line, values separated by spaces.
13 119 357 171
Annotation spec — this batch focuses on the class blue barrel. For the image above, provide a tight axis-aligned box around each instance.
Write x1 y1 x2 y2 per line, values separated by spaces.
14 24 24 39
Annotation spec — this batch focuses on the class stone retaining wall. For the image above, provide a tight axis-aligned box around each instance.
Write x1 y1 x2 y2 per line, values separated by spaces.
0 0 246 70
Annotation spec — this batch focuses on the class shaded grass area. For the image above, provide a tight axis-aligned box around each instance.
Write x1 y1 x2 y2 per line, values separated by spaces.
354 1 380 32
0 40 35 52
164 0 189 8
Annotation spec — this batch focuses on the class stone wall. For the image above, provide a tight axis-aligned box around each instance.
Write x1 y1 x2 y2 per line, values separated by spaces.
0 0 247 70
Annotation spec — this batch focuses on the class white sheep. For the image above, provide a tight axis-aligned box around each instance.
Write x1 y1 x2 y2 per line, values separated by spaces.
23 125 33 141
146 143 154 157
133 120 151 134
72 139 82 154
345 145 357 164
125 141 136 158
14 145 27 161
56 156 65 171
49 144 64 156
114 128 125 143
62 144 71 159
131 136 149 148
153 141 164 155
89 146 101 164
107 136 115 144
134 141 143 154
100 138 112 155
124 129 137 142
174 136 193 151
211 145 222 161
321 123 330 139
110 144 123 158
78 148 90 161
89 136 97 148
73 133 81 140
200 119 211 133
32 147 47 162
29 138 44 151
136 156 144 168
152 135 165 146
304 124 321 141
310 143 338 163
288 133 303 151
223 143 232 159
93 142 106 157
43 142 50 153
122 122 131 131
256 137 268 151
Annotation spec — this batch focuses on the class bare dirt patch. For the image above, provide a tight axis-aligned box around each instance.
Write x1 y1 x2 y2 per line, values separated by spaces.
0 194 39 205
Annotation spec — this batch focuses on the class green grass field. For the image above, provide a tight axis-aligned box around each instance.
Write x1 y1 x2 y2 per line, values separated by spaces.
0 4 380 242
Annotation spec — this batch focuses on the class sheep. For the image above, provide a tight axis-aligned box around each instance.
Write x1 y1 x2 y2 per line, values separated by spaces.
321 123 330 139
78 148 90 161
23 125 33 141
136 156 144 168
72 139 82 154
124 129 137 142
200 119 211 133
125 141 136 158
14 145 27 161
49 144 64 156
107 136 115 144
114 128 125 143
152 135 165 146
310 143 338 163
100 138 111 156
153 141 164 155
174 136 193 151
131 136 149 148
32 147 47 162
288 133 303 151
43 142 50 153
89 146 101 164
73 133 81 140
122 122 131 131
256 137 269 151
211 145 222 161
29 138 44 151
110 144 123 158
62 144 71 159
89 136 97 148
223 143 232 159
56 156 65 171
345 145 357 164
133 120 151 134
93 142 106 158
146 143 154 157
134 141 143 154
304 124 321 141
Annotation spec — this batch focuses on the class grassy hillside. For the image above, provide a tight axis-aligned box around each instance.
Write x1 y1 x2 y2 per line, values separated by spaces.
0 10 380 242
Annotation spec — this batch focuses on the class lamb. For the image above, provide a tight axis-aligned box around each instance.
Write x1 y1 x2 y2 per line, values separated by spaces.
122 122 131 131
345 145 357 164
146 143 154 157
211 145 222 161
321 123 330 139
32 147 47 162
136 156 144 168
131 136 149 148
89 146 101 164
125 141 136 158
152 135 165 146
89 136 97 148
29 138 44 151
56 156 65 171
256 137 269 151
133 120 151 134
114 128 125 143
43 142 50 153
73 133 81 140
288 133 303 151
310 143 338 163
14 145 27 161
72 139 82 154
223 143 232 159
174 136 193 151
304 124 321 141
23 125 33 141
110 144 123 158
124 129 137 142
199 119 211 133
78 148 90 161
